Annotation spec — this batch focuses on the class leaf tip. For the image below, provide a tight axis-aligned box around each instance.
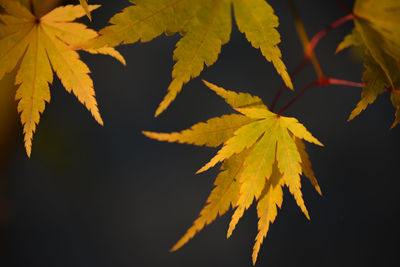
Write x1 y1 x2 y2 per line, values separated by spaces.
195 168 205 175
26 147 32 158
202 80 218 93
97 117 104 126
316 185 323 196
226 230 232 239
142 130 150 137
202 79 211 87
154 103 166 118
142 131 157 140
347 111 358 122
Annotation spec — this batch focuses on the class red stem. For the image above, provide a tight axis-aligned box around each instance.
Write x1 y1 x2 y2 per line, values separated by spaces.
271 13 354 112
328 78 364 88
270 58 308 111
305 13 354 59
387 88 400 93
277 77 364 115
277 80 321 116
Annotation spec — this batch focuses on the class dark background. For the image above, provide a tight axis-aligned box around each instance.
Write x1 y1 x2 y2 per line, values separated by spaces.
1 0 400 266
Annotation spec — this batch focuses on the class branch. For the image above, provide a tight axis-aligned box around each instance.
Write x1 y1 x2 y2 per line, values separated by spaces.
270 2 354 112
278 77 364 115
305 13 354 59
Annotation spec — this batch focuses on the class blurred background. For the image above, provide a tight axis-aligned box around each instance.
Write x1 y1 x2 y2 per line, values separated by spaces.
1 0 399 266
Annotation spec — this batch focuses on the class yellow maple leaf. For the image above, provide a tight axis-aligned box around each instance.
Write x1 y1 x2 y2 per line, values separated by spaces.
252 163 283 264
169 148 249 252
78 0 91 20
143 81 323 264
0 0 125 156
86 0 292 117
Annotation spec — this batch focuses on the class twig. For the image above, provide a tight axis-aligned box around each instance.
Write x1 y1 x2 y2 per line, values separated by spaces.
270 58 308 111
305 13 354 59
277 77 364 115
270 2 354 112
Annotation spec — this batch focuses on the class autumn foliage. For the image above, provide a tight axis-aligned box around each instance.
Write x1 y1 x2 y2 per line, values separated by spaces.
1 0 400 265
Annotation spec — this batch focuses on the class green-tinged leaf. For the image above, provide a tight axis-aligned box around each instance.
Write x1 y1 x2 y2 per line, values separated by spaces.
142 114 255 148
86 0 291 116
348 51 387 121
276 122 309 220
197 120 267 173
336 28 362 53
354 18 398 88
143 82 322 264
227 119 278 237
281 117 323 146
336 0 400 126
355 0 400 59
233 0 292 89
204 80 265 109
354 0 400 88
155 0 232 117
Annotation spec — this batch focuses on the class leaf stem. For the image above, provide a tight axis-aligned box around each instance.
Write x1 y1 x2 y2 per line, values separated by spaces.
270 57 308 111
328 78 364 88
271 0 323 112
387 88 400 93
305 13 354 59
277 77 364 116
270 3 354 112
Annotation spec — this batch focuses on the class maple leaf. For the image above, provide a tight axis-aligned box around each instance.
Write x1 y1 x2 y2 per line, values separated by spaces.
78 0 91 20
0 0 125 156
85 0 292 117
143 81 323 264
348 51 387 121
337 0 400 127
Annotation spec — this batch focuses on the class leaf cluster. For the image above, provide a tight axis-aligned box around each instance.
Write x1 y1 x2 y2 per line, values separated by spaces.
84 0 293 116
2 0 400 265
